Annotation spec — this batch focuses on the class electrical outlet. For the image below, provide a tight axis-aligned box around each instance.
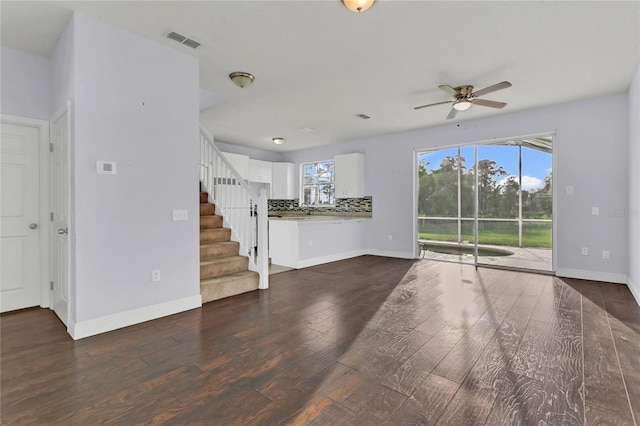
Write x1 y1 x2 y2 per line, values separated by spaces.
581 247 589 256
602 250 610 260
172 209 188 221
565 186 574 195
388 235 393 241
152 270 161 282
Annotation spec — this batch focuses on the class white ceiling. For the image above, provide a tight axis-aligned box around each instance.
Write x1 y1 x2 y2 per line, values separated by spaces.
2 1 639 152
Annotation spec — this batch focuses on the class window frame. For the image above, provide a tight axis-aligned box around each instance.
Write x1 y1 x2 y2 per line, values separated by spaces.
300 159 336 207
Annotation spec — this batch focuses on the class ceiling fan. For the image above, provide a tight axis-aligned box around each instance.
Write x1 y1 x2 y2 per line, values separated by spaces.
414 81 512 119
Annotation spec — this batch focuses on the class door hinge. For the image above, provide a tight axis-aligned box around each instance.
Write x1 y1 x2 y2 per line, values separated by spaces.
50 281 54 291
50 212 54 221
49 143 54 153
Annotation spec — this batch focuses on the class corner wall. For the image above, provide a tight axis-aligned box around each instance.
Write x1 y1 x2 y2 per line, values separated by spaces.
69 13 201 336
629 66 640 305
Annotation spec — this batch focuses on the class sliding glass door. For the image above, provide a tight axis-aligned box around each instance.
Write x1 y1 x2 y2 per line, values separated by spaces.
417 146 476 264
417 136 553 272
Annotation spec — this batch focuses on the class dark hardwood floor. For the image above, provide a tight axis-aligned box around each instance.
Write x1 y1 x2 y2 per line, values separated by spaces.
2 256 639 425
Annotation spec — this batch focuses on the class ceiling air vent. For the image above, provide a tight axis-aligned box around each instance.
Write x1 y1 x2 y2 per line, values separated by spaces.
356 114 371 120
166 31 201 49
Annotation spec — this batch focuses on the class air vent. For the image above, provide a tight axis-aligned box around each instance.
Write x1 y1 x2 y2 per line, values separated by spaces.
166 31 201 49
356 114 371 120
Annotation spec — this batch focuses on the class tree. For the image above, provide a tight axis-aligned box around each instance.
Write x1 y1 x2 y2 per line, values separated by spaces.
470 159 507 216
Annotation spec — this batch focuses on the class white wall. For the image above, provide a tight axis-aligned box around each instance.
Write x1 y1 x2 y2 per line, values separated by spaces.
629 66 640 304
283 94 631 282
68 13 201 333
0 46 50 120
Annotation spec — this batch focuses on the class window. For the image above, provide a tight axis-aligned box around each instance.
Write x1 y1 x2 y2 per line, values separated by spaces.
302 160 335 206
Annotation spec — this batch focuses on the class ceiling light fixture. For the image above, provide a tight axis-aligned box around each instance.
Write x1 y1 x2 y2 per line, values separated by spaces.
453 100 472 111
272 137 285 145
229 72 255 88
342 0 375 13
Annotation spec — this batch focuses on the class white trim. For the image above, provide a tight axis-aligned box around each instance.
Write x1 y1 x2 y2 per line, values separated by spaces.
295 249 367 269
412 150 419 259
551 131 558 273
555 268 628 285
627 277 640 307
69 295 202 340
366 248 415 260
0 114 51 308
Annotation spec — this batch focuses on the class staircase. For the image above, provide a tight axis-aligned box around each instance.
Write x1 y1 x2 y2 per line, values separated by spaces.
200 191 259 302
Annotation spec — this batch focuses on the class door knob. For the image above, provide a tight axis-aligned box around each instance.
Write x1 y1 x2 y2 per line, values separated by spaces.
29 223 38 230
57 228 68 235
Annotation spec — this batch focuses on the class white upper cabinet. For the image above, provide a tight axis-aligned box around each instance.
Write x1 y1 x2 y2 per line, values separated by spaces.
334 153 365 198
221 152 249 179
271 162 295 199
249 159 272 183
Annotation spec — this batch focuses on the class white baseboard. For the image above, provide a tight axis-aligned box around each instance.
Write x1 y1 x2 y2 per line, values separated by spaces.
628 276 640 307
296 249 367 269
555 268 628 285
69 295 202 340
366 248 415 260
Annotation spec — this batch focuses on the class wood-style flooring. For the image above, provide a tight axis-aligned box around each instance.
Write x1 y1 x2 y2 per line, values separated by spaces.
2 256 639 425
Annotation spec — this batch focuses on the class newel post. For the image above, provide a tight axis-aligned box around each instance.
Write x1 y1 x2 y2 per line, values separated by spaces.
257 188 269 289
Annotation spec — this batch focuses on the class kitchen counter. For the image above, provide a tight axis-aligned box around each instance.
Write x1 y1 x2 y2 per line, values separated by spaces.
269 215 369 223
268 216 369 269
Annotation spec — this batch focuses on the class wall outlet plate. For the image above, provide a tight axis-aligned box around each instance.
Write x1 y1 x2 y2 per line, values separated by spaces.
172 209 188 221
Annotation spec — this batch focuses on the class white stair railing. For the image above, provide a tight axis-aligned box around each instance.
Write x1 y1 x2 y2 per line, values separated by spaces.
199 125 269 289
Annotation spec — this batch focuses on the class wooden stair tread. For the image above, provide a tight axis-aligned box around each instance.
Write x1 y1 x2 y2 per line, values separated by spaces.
201 256 247 266
200 270 258 285
199 189 258 303
200 270 259 303
200 241 238 249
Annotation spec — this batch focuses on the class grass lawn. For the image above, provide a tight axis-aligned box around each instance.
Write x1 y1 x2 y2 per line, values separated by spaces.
418 221 552 248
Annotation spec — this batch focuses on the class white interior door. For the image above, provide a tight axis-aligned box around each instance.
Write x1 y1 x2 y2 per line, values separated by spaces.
50 108 70 326
1 121 42 312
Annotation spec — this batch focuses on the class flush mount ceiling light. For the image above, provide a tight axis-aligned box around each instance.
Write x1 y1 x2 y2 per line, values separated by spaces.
229 72 255 88
272 137 285 145
453 100 472 111
342 0 375 13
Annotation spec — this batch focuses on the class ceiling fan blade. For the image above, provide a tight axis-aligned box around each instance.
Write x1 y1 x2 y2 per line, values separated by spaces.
471 81 512 98
438 85 459 97
414 100 453 110
471 98 507 109
446 108 458 120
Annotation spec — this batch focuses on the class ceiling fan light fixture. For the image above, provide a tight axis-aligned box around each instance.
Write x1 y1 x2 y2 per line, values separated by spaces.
272 137 285 145
342 0 375 13
229 72 255 88
453 100 472 111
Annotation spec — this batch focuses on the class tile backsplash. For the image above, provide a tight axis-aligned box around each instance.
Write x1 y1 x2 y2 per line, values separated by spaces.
268 196 372 217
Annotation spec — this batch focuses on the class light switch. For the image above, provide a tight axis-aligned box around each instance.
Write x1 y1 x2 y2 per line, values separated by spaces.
592 207 599 216
565 186 574 195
